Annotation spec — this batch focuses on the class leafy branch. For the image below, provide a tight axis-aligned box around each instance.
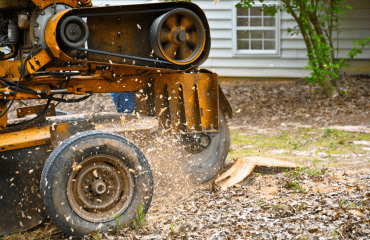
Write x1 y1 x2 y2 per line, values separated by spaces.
236 0 367 98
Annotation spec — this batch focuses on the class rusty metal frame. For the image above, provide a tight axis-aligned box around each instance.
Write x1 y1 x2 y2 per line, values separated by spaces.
31 0 78 9
0 1 229 140
0 70 222 133
0 70 221 151
16 103 56 118
0 61 22 79
27 49 54 74
151 71 219 132
0 112 158 152
0 126 50 152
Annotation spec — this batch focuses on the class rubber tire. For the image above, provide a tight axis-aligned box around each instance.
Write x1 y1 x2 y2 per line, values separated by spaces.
185 110 230 183
40 131 153 236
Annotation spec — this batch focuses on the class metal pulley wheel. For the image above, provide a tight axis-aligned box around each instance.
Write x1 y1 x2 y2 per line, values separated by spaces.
150 8 206 65
58 16 89 48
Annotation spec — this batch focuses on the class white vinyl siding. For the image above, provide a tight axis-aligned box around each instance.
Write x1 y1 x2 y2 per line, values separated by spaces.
198 0 370 77
92 0 370 77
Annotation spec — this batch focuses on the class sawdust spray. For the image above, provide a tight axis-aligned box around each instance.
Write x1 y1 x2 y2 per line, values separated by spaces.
121 130 198 212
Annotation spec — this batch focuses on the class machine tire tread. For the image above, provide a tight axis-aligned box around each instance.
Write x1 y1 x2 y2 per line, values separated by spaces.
40 130 153 236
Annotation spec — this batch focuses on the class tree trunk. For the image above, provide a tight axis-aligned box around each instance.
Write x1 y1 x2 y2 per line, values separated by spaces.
320 74 338 98
297 2 338 98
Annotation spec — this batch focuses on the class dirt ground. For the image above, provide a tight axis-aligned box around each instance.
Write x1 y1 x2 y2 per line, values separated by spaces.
94 75 368 240
112 75 368 240
223 74 370 128
4 75 370 239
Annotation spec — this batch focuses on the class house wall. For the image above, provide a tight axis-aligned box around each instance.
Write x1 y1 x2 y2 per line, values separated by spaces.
92 0 370 78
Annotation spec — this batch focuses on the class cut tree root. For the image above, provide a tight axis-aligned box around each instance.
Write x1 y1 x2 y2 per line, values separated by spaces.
215 156 305 190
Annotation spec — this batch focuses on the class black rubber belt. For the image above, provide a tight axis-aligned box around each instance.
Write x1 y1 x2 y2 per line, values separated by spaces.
71 8 175 65
75 47 173 65
75 8 174 18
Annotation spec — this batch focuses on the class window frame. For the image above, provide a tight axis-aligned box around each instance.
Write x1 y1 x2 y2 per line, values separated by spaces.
232 1 281 57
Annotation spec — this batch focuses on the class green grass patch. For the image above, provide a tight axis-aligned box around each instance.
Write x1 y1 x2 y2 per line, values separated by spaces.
228 128 370 162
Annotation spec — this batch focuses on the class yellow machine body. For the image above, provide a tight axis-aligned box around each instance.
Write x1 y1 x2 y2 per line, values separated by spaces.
0 0 232 236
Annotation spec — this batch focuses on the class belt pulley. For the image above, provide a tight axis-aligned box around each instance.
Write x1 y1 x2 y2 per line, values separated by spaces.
150 8 206 65
57 9 206 66
54 3 209 69
59 16 89 48
27 2 211 73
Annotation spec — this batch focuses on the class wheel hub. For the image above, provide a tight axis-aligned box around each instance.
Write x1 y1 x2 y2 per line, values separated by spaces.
200 135 210 147
66 23 82 42
74 162 122 211
91 179 107 195
67 155 134 222
172 28 187 45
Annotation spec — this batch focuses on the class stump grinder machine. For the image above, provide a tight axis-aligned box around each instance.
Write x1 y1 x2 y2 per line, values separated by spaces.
0 0 233 236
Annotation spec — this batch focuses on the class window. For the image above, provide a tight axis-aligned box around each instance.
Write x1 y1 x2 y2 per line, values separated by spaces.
233 2 280 56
